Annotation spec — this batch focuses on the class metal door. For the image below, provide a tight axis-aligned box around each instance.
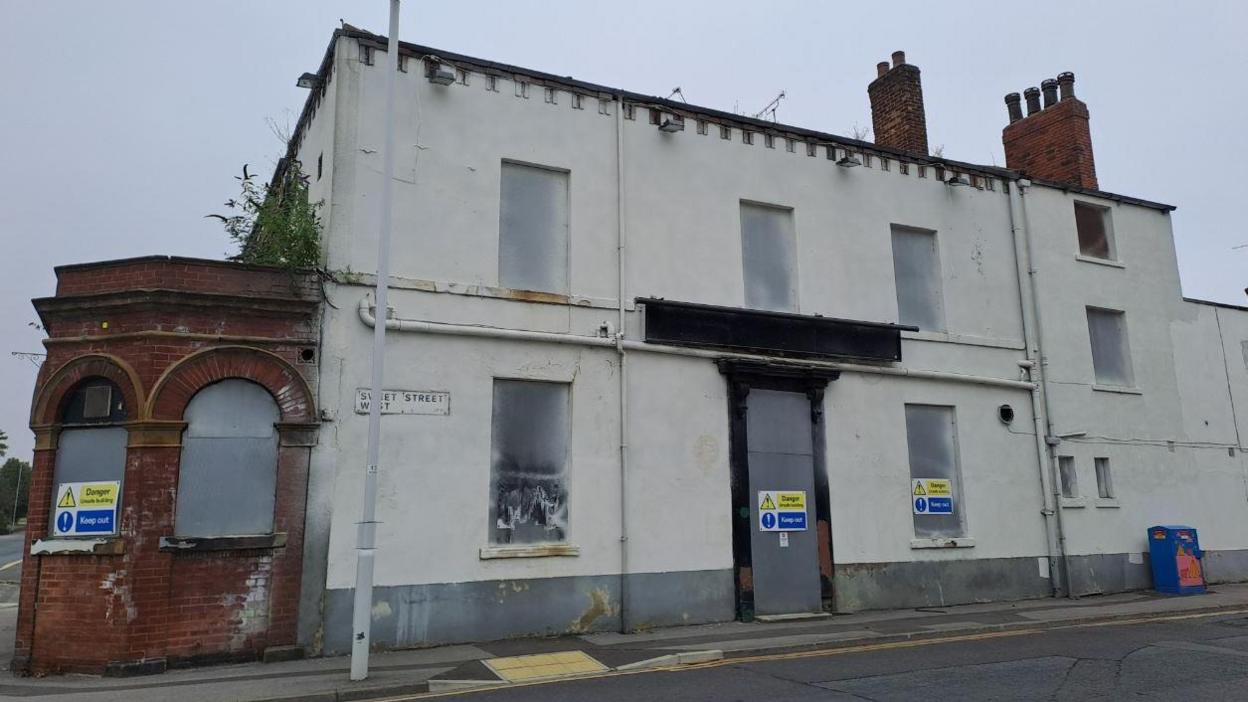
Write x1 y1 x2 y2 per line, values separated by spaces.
746 389 822 615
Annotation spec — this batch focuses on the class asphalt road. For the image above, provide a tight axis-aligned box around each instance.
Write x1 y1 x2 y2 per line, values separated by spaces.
0 529 24 579
446 611 1248 701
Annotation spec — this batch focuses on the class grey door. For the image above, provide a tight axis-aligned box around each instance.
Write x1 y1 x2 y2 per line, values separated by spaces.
746 389 822 615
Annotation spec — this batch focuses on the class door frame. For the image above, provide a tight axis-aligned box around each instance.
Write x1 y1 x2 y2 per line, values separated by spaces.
719 359 839 621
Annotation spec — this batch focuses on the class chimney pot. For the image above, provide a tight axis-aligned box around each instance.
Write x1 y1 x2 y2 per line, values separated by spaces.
1057 71 1076 100
1024 87 1041 115
891 50 906 67
1005 92 1023 123
877 61 890 78
1041 79 1059 108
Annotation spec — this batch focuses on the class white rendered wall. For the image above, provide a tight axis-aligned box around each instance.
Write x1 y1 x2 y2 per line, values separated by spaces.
303 36 1248 598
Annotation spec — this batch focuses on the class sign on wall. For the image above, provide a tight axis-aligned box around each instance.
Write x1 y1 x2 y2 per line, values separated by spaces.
52 481 121 536
354 388 450 415
912 478 953 514
758 490 808 531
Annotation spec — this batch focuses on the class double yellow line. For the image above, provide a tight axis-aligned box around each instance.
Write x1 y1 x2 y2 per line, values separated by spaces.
376 607 1248 701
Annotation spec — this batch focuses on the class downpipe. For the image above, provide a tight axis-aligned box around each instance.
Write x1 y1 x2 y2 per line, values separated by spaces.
1012 178 1073 598
615 95 631 633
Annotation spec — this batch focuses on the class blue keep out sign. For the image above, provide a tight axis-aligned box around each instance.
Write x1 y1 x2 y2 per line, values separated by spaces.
778 512 807 530
75 510 116 533
914 496 953 515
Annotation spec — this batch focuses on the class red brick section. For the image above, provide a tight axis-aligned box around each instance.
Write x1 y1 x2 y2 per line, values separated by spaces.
868 53 929 155
16 256 319 676
1003 96 1098 190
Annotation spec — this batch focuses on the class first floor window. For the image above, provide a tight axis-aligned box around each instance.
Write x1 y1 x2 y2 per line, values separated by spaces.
891 225 945 332
490 379 570 544
905 404 965 538
1087 307 1134 387
740 201 797 312
498 161 569 294
1095 457 1114 498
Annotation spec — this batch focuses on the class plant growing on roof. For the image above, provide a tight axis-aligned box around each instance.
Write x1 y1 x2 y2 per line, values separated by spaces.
209 161 323 268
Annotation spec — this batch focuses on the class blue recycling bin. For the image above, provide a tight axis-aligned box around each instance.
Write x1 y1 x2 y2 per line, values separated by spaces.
1148 525 1206 595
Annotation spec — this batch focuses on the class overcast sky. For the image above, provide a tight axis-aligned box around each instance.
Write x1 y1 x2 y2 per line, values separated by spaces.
1 1 1245 460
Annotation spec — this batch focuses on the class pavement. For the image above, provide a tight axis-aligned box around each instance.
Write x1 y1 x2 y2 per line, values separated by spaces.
0 584 1245 701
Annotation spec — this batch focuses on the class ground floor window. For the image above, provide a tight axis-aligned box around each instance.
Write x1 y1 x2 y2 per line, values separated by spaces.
904 404 965 538
489 379 570 544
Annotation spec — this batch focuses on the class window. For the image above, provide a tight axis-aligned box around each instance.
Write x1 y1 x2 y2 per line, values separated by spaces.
1058 456 1079 498
52 379 129 533
764 134 775 149
806 142 817 157
786 138 796 153
175 380 279 536
742 131 755 145
720 125 731 140
499 162 569 293
623 103 636 120
891 225 945 331
570 93 583 110
490 380 569 545
515 80 529 99
740 202 797 312
696 120 708 135
1086 307 1134 386
485 74 498 92
544 87 558 104
905 404 965 538
1095 457 1114 498
1075 202 1115 260
598 98 611 115
456 69 469 86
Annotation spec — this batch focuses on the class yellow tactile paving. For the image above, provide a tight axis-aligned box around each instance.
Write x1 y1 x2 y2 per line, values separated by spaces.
484 650 609 682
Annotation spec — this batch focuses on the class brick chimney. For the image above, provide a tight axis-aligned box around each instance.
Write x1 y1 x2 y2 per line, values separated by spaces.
868 50 928 155
1002 72 1098 189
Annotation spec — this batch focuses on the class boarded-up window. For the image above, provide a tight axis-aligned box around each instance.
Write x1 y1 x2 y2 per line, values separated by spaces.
499 162 569 293
1058 456 1078 498
52 379 129 532
905 404 965 538
740 202 797 312
1074 202 1115 260
1095 457 1114 498
891 225 945 331
1087 307 1133 386
175 380 279 537
490 380 569 544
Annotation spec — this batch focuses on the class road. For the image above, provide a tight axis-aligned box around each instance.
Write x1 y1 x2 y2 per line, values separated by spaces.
0 529 24 580
440 611 1248 701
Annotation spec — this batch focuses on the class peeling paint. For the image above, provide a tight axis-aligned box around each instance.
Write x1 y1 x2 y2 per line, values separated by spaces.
569 588 615 633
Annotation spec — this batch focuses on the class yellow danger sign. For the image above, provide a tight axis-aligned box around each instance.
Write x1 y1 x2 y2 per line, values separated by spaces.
913 478 951 497
79 483 118 507
57 487 76 508
777 492 806 511
759 494 777 510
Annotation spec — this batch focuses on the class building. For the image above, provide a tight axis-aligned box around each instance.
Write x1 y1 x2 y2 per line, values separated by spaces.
16 25 1248 673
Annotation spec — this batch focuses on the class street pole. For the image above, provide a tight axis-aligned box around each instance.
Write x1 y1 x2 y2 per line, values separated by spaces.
11 462 21 528
350 0 400 682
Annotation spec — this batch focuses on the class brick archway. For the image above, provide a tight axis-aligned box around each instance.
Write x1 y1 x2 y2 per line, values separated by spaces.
30 354 144 427
146 346 315 422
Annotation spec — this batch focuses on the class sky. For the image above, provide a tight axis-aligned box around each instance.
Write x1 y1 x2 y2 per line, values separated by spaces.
1 1 1245 461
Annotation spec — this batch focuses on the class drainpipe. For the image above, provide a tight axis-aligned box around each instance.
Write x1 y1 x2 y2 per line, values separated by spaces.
614 97 632 632
1008 178 1072 598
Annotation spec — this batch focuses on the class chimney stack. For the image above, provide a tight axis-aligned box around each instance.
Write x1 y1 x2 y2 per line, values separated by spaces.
868 50 928 155
1002 72 1098 190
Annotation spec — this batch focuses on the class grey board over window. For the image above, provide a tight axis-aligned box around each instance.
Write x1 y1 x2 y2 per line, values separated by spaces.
175 379 280 537
498 161 569 294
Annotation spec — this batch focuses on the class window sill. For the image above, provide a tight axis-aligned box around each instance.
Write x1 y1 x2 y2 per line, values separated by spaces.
1092 384 1143 396
479 544 580 560
1075 254 1125 269
900 330 1025 350
910 537 975 550
159 533 287 552
31 537 125 556
1060 497 1088 509
1095 498 1121 509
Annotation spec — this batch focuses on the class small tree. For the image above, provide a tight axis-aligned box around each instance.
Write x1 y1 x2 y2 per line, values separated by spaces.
0 458 30 533
209 161 323 268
